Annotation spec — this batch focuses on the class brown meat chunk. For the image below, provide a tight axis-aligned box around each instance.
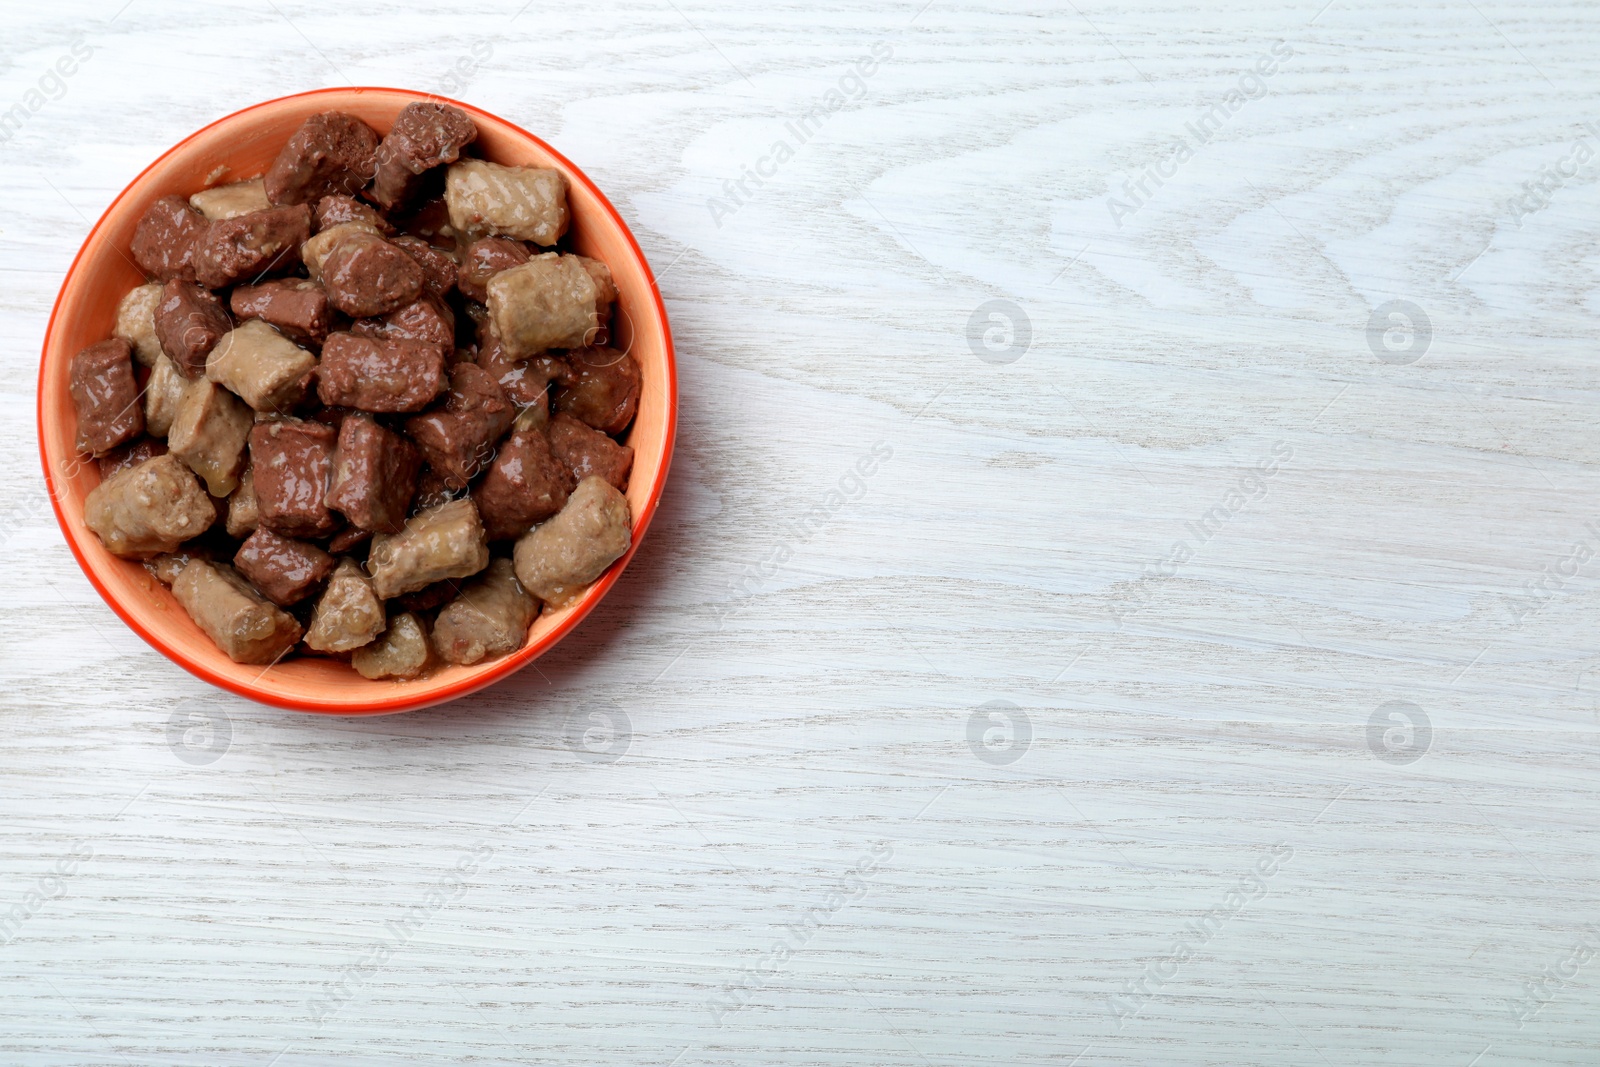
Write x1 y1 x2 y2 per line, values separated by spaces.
321 231 425 317
70 338 144 455
457 237 529 304
403 363 514 488
327 525 372 554
554 346 640 435
206 320 318 413
445 160 568 245
233 526 335 606
130 195 206 282
313 194 391 233
172 560 302 665
350 291 454 358
264 111 381 206
189 178 270 221
487 253 607 357
367 497 490 600
113 283 165 367
98 437 168 481
472 429 574 541
167 379 252 496
431 557 537 665
477 336 562 409
304 557 386 653
390 236 457 297
154 280 231 378
230 280 335 347
191 203 312 289
371 102 478 211
512 476 632 608
548 412 633 492
84 453 215 558
352 611 433 679
316 332 446 412
250 419 339 539
325 414 421 534
226 465 259 538
301 220 382 282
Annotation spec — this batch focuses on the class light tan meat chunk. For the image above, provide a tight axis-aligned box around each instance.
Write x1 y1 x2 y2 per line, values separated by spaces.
113 284 165 367
487 253 607 357
226 465 259 538
366 497 490 600
352 612 434 679
167 379 253 496
84 453 215 559
430 557 538 665
304 558 387 653
300 219 382 283
206 319 317 413
189 178 270 220
445 159 568 245
172 560 302 665
512 475 631 608
144 354 195 438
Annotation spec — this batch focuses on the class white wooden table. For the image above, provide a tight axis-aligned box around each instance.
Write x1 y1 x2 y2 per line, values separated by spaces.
2 1 1597 1063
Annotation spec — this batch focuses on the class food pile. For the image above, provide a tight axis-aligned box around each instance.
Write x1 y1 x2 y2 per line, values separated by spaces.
69 103 639 678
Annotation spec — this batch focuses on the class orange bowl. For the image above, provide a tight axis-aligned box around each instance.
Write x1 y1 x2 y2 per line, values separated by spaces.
37 87 675 715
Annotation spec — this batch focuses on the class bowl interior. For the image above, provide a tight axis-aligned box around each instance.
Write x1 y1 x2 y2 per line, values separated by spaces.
38 88 673 714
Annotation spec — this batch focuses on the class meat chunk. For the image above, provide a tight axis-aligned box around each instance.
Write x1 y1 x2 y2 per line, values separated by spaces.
367 497 489 599
325 414 421 534
316 332 446 412
511 476 631 608
431 557 537 665
113 283 165 367
250 419 339 539
234 526 335 606
352 611 433 679
304 558 385 653
172 560 303 665
167 378 253 496
130 195 207 282
371 102 478 211
554 346 641 435
487 253 608 357
350 291 454 358
313 194 391 234
403 363 514 488
321 231 425 317
191 203 312 289
154 279 231 378
230 279 335 348
264 111 381 206
390 236 457 297
189 177 270 220
301 219 383 282
97 437 168 481
457 236 529 304
548 412 633 492
70 338 144 456
226 465 259 538
143 354 192 438
206 319 318 414
327 524 372 554
472 429 574 541
445 160 568 245
477 336 562 409
84 453 215 558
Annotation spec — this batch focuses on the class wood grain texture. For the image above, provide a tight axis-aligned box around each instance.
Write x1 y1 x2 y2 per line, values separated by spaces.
2 0 1598 1063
